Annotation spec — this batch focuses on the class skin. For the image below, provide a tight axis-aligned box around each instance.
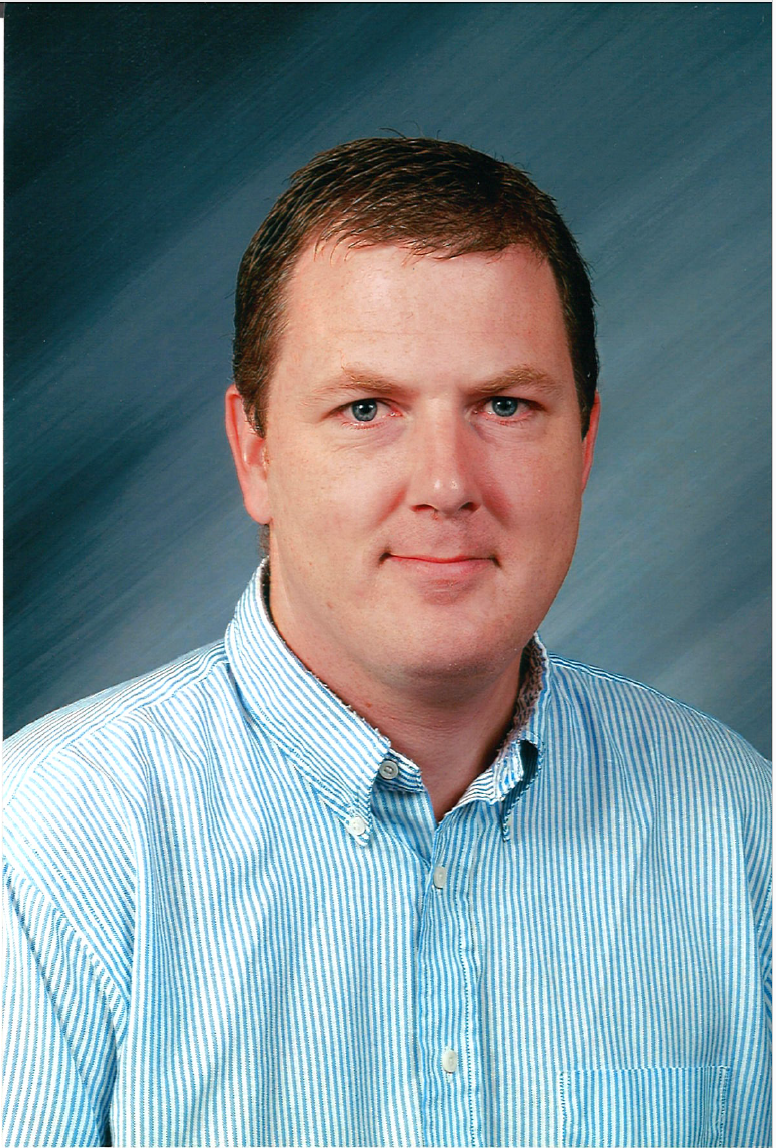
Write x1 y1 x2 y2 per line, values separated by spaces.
226 240 599 820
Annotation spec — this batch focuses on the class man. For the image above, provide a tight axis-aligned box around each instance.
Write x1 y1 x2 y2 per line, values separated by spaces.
4 138 770 1148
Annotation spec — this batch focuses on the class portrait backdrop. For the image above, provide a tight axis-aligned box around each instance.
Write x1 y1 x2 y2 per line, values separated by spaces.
5 3 771 754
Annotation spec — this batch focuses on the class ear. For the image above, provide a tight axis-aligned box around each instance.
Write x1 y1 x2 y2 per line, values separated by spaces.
225 384 271 524
580 391 600 492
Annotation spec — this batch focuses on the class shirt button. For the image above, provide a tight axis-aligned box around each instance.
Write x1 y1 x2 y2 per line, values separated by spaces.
346 814 367 838
432 865 447 890
441 1048 458 1073
378 760 399 780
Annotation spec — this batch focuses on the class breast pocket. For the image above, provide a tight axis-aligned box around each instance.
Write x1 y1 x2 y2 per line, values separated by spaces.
558 1065 729 1147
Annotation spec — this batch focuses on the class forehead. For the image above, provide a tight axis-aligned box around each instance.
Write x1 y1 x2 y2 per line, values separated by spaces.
275 240 573 388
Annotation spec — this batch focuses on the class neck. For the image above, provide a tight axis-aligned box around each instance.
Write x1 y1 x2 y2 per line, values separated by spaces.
275 618 522 823
356 669 522 820
263 564 528 821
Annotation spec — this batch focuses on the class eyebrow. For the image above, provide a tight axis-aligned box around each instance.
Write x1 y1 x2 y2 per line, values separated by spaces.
311 365 563 400
466 366 563 397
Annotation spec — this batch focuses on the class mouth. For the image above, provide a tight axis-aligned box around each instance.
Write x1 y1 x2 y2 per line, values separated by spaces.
382 552 496 564
386 555 491 564
381 554 497 586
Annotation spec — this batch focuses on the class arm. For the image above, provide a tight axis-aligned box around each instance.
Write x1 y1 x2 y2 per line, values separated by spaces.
3 863 122 1147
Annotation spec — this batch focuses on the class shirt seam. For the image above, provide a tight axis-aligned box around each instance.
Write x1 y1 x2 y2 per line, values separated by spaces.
4 857 129 1042
4 644 228 815
548 654 768 754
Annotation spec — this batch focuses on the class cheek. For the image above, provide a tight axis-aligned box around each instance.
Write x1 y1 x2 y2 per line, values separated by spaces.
323 466 400 537
269 443 399 540
500 452 584 530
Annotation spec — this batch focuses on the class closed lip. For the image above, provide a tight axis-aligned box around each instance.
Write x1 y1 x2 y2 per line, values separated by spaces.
386 554 492 563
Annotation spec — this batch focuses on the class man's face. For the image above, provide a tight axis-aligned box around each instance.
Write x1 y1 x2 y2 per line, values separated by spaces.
227 241 598 701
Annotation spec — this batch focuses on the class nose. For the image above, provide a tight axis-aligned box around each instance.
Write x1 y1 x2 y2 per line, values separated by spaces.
406 410 481 517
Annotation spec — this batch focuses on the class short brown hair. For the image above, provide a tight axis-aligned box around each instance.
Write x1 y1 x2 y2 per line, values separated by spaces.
233 137 598 436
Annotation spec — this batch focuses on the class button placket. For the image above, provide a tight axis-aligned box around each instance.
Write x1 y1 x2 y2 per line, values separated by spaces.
417 816 483 1147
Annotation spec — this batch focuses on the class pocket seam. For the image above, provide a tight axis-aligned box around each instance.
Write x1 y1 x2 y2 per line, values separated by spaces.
558 1064 730 1148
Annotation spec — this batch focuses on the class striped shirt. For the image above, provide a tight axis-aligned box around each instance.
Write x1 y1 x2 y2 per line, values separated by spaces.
3 563 771 1148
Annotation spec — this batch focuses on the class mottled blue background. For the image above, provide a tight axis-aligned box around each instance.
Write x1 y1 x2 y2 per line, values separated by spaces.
5 3 771 754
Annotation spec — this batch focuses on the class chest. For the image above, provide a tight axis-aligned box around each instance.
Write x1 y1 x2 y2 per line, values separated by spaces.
112 782 757 1146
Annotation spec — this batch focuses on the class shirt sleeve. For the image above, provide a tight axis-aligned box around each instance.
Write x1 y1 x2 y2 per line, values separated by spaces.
3 863 119 1147
741 753 773 1036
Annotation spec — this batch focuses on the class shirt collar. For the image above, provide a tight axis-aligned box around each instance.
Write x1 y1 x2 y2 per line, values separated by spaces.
456 630 550 830
225 561 552 842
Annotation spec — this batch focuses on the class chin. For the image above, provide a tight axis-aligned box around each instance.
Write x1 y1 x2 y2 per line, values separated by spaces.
392 635 522 684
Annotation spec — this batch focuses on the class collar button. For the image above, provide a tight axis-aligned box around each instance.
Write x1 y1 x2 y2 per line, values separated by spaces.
346 814 368 838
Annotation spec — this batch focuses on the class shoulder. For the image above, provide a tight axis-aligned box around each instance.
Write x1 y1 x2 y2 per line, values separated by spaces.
2 645 237 1007
4 641 231 813
545 652 770 806
3 639 247 934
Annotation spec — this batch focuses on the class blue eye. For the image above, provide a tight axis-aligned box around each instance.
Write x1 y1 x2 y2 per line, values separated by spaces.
350 399 379 422
490 397 520 418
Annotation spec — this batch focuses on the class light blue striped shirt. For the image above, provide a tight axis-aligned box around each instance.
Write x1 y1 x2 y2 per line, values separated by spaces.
3 564 771 1148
